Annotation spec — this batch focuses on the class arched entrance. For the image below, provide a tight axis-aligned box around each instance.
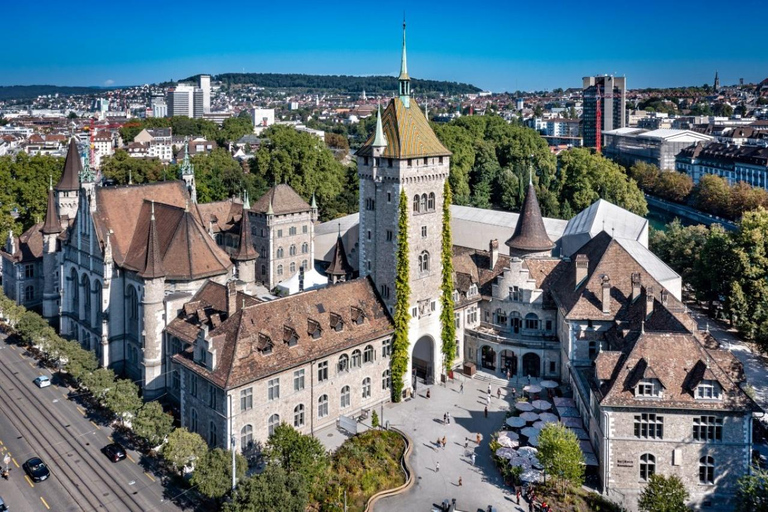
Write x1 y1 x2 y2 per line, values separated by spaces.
481 345 497 371
522 353 541 378
412 336 435 385
500 350 517 376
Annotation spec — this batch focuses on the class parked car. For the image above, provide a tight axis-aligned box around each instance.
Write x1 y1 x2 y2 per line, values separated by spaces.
103 443 126 463
33 376 50 388
22 458 49 482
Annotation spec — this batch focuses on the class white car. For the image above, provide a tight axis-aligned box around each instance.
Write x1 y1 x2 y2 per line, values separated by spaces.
33 375 51 388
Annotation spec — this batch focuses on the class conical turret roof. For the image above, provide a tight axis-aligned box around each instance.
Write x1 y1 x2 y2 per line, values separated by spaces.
326 231 353 278
138 202 166 279
41 181 62 234
57 138 82 191
505 181 554 254
232 210 258 261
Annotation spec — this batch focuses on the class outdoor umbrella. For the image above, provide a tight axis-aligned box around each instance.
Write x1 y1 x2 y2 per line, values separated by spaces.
540 380 558 389
531 400 552 411
553 397 576 408
520 412 540 422
497 432 519 448
508 455 532 468
514 402 534 412
527 435 540 447
495 447 517 459
519 469 543 483
517 446 539 458
532 421 546 430
520 426 540 438
506 416 527 428
538 412 558 423
523 384 543 394
558 406 580 418
499 430 520 441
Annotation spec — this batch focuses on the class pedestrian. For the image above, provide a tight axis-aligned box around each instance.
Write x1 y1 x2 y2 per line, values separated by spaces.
488 383 491 394
497 388 501 399
447 412 451 424
471 453 476 465
464 439 469 450
476 433 482 444
442 436 447 448
437 437 442 448
426 388 431 399
516 490 521 505
486 395 491 407
458 476 462 486
436 461 440 472
507 369 511 380
484 405 488 418
460 382 464 394
443 413 447 424
512 387 517 399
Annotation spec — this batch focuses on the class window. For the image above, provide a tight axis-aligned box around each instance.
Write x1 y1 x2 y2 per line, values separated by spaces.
439 156 444 165
419 251 430 273
380 284 390 299
277 229 283 238
421 226 427 238
302 260 307 269
289 226 297 236
173 370 180 391
468 284 478 297
423 157 428 165
639 453 655 482
408 159 413 167
589 341 598 360
340 386 351 408
382 338 391 358
291 369 305 391
365 198 375 210
261 228 266 237
387 191 392 203
209 386 217 410
209 421 218 446
413 195 420 213
693 416 723 441
546 320 552 331
524 313 539 330
428 192 435 211
420 194 427 212
367 230 371 240
362 378 371 399
696 380 721 400
268 414 280 437
699 456 714 484
338 354 349 373
25 264 34 279
268 378 280 401
240 388 253 411
240 425 253 451
290 245 296 256
635 378 661 397
496 309 507 325
24 285 34 302
549 361 556 373
277 247 284 258
302 242 308 254
277 265 283 276
382 369 391 390
634 413 664 439
510 286 521 302
351 350 361 368
318 394 329 418
318 361 328 381
190 375 198 397
386 230 393 242
261 264 266 275
290 262 296 274
364 345 374 363
455 312 460 329
294 404 305 428
190 408 198 432
126 284 138 337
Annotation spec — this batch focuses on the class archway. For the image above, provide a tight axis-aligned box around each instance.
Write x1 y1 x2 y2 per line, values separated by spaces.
522 353 541 378
481 345 497 371
412 336 435 385
500 350 517 376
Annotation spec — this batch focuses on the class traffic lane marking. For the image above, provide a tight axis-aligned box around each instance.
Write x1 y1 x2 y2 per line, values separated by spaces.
126 454 136 463
41 497 51 510
12 457 19 467
25 474 35 487
145 472 155 482
76 406 85 416
90 421 101 430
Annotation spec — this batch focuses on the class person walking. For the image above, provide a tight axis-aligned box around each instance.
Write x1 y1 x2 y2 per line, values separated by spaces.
471 452 476 465
460 382 464 394
443 413 447 424
484 405 488 418
442 436 447 448
458 476 462 486
497 388 501 399
476 433 482 444
487 383 492 394
512 387 517 400
516 490 521 505
464 439 469 450
426 388 431 399
436 461 440 472
447 412 451 424
486 394 491 407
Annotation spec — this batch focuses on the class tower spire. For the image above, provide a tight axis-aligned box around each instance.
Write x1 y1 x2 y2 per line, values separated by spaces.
372 103 387 149
398 18 411 106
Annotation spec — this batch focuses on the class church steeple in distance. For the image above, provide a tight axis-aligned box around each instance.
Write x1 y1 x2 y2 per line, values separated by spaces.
398 17 411 106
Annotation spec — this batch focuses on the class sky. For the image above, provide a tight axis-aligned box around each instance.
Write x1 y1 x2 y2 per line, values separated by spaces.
2 0 767 92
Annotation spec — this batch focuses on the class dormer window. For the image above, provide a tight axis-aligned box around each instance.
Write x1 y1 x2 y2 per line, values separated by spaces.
283 326 298 347
351 307 365 325
696 380 722 400
308 319 322 339
257 333 273 355
468 284 478 297
635 378 661 398
330 312 344 332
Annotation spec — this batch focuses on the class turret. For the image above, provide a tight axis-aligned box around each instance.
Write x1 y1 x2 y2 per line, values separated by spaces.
180 139 197 203
398 19 411 106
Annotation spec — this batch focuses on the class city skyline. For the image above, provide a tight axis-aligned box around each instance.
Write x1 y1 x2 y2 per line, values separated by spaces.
3 0 767 92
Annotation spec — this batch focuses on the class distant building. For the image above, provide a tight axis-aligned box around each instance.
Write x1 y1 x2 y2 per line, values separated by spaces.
167 84 194 118
199 74 211 114
582 75 627 148
676 142 768 188
252 108 275 135
602 128 713 170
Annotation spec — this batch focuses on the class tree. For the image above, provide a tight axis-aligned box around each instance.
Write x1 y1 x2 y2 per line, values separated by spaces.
133 401 174 447
219 116 254 145
735 468 768 512
80 368 116 402
694 174 731 217
537 423 584 496
103 378 142 424
62 341 98 381
191 448 247 500
101 150 165 184
391 191 411 402
653 171 693 203
649 220 710 286
638 474 690 512
440 180 456 372
629 162 661 191
263 423 329 499
223 466 308 512
728 181 768 220
162 428 208 473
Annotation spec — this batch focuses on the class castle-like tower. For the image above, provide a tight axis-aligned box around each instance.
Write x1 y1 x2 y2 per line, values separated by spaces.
356 22 452 393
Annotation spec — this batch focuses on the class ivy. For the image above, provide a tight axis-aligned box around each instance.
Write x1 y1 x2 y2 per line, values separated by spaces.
440 180 456 372
390 190 411 402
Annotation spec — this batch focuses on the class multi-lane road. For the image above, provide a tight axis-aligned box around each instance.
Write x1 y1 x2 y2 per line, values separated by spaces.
0 335 189 512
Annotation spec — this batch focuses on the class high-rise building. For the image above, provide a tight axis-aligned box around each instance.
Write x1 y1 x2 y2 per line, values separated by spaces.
167 84 194 118
198 74 211 113
582 75 626 149
193 88 204 119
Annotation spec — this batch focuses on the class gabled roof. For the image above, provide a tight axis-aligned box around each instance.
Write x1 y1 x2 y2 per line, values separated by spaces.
251 184 310 215
561 198 648 257
56 138 81 191
1 222 44 263
505 182 554 253
356 97 451 159
196 199 243 234
326 233 353 277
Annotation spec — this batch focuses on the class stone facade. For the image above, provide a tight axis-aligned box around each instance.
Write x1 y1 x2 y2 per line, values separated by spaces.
250 207 315 289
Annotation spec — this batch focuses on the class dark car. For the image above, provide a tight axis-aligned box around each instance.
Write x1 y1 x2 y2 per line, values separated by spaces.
103 443 126 463
22 458 49 482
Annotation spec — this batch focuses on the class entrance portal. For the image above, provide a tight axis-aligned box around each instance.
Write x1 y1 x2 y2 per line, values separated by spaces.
412 336 435 385
500 350 517 376
522 353 541 378
481 345 497 371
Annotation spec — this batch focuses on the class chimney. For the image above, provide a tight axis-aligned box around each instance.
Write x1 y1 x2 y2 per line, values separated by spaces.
226 280 237 316
489 239 499 269
631 273 642 302
601 275 611 314
646 285 655 317
575 254 588 289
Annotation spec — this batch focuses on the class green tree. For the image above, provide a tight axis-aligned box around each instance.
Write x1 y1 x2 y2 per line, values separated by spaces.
653 171 693 203
162 428 209 473
191 448 248 500
219 116 254 145
80 368 116 402
440 180 456 372
638 474 690 512
694 174 731 217
223 466 308 512
101 150 165 184
391 191 411 402
729 181 768 219
735 468 768 512
537 423 584 496
649 220 710 286
263 423 329 500
133 401 174 447
62 341 98 381
629 162 661 191
104 378 142 424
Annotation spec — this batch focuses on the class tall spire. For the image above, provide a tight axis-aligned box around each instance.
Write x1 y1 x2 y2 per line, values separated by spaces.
79 144 94 184
233 209 257 261
57 138 82 191
41 176 62 235
139 201 165 279
243 189 251 210
372 103 387 149
398 17 411 106
505 175 554 257
180 138 194 176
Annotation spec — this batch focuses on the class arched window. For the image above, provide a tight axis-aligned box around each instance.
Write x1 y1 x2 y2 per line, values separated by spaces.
277 265 283 276
340 386 351 408
302 260 307 270
240 425 253 451
428 192 435 211
190 408 198 432
70 268 79 316
510 312 522 333
302 242 308 254
363 345 374 363
294 404 305 428
289 245 296 256
81 275 91 325
496 308 507 325
382 369 391 390
277 247 284 258
413 195 420 213
419 251 430 273
209 421 218 446
24 285 34 302
362 377 371 399
268 414 280 437
351 350 361 368
639 453 655 481
290 262 296 274
338 354 349 373
420 194 427 212
699 456 714 484
94 281 102 326
318 394 329 418
524 313 540 331
126 286 139 337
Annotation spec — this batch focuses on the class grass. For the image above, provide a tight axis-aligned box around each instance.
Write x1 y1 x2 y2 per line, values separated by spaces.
533 483 622 512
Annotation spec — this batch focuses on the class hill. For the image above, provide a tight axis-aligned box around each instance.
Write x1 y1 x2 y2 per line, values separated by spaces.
182 73 482 95
0 85 116 101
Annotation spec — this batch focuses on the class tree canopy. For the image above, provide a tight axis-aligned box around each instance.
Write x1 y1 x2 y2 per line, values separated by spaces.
735 468 768 512
263 423 329 500
537 423 584 496
162 428 208 473
223 465 308 512
638 474 690 512
191 448 247 500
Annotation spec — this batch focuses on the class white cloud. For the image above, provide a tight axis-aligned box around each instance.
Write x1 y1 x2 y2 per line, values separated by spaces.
104 79 115 86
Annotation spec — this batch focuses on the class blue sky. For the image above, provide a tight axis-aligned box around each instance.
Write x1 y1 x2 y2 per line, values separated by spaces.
3 0 767 92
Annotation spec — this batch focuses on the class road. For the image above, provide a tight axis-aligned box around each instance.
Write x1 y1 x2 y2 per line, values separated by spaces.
0 337 187 512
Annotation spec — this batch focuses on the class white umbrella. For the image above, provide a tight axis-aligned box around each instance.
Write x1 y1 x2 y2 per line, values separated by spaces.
499 430 520 441
540 380 558 389
508 455 532 468
520 412 539 423
515 402 534 412
527 435 540 447
506 416 527 428
538 412 559 423
495 447 517 459
519 469 543 483
497 433 519 448
517 446 538 458
523 384 543 394
520 426 540 438
531 400 552 411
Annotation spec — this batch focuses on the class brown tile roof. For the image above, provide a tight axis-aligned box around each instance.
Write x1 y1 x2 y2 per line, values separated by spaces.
357 97 451 159
232 210 257 261
251 184 310 215
41 187 62 234
0 222 44 263
506 183 554 253
173 277 393 389
56 138 81 191
325 234 353 277
122 200 232 281
595 351 623 381
137 204 165 279
452 246 511 299
195 199 243 234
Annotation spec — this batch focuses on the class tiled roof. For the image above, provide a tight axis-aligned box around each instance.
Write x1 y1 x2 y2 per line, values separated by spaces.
251 184 310 215
232 210 257 261
326 234 353 277
56 138 81 191
195 199 243 234
506 183 554 253
173 277 393 389
357 97 451 159
452 246 510 299
41 188 62 235
0 222 44 263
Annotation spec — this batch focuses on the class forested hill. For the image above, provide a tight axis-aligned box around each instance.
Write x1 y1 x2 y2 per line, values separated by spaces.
182 73 482 95
0 85 112 101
